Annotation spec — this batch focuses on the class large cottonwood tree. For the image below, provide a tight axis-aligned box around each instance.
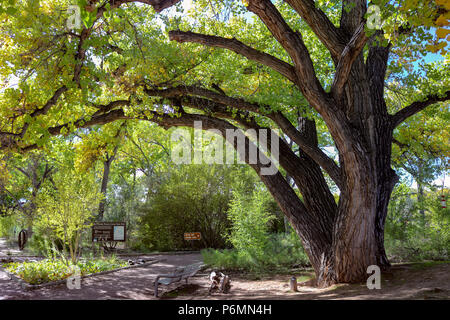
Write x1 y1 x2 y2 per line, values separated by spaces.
0 0 448 285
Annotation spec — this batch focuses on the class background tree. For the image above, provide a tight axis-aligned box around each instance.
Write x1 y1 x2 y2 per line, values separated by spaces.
0 152 56 235
74 122 127 220
36 168 102 264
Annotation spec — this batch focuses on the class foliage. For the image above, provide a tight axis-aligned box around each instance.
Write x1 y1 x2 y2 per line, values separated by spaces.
385 183 450 261
35 169 103 264
0 215 15 237
3 256 127 285
0 0 447 151
135 164 255 251
202 232 310 273
201 186 305 273
101 122 172 243
227 187 277 257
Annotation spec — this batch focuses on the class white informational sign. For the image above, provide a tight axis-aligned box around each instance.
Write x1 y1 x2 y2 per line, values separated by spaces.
113 225 125 241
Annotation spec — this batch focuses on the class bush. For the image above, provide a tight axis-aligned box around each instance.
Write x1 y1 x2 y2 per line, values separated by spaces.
0 215 15 238
386 235 449 262
202 184 308 273
35 170 102 264
385 185 449 262
3 256 127 285
227 189 274 258
135 165 254 251
202 232 310 273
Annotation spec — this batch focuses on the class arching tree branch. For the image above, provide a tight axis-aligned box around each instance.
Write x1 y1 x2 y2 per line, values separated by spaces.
245 0 324 98
271 112 342 188
144 85 342 187
122 0 181 12
168 31 297 83
391 90 450 128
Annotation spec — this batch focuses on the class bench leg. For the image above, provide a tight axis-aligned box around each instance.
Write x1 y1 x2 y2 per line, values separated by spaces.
154 283 159 297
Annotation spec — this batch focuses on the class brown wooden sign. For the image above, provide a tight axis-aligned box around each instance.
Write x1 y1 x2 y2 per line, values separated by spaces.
92 222 126 242
184 232 201 240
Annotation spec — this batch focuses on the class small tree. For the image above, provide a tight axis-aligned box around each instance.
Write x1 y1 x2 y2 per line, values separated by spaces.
36 170 102 264
227 188 275 260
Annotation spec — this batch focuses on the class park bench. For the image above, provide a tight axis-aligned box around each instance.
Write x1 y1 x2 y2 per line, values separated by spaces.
153 262 205 297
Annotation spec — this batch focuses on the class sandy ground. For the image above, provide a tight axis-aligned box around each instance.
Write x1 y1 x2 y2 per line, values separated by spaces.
175 262 450 300
1 238 449 300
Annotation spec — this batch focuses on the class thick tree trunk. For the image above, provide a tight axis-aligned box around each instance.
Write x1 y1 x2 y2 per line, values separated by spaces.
283 85 396 285
333 177 378 283
238 114 395 286
288 149 396 285
375 167 398 269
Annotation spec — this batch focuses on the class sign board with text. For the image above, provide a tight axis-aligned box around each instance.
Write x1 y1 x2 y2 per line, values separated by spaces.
184 232 201 241
92 222 126 242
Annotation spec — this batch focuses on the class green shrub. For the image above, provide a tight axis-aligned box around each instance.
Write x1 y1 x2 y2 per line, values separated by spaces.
26 233 53 257
0 215 14 237
35 170 102 264
202 232 310 273
202 185 308 273
227 189 274 259
3 256 127 285
385 185 449 262
135 165 253 251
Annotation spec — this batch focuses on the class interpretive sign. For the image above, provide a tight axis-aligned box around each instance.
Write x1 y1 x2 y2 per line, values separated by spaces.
184 232 201 240
92 222 126 242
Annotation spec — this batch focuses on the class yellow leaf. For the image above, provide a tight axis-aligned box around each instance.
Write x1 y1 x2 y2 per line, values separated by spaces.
437 41 447 49
436 14 449 27
425 44 439 53
436 28 450 39
435 0 450 10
